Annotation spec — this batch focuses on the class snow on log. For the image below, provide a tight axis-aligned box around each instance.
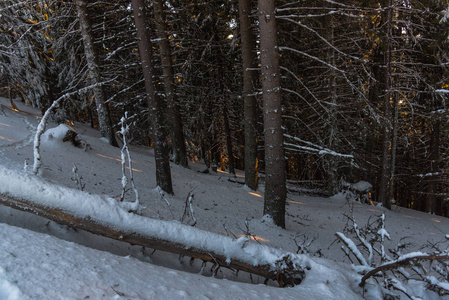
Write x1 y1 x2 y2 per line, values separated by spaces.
0 167 306 287
42 124 88 149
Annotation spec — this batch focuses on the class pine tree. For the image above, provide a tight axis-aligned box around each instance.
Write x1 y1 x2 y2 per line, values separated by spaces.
239 0 259 190
76 0 118 147
131 0 173 194
259 0 287 228
153 0 188 168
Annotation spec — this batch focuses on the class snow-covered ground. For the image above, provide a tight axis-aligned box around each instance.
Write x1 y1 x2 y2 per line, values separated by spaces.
0 97 448 299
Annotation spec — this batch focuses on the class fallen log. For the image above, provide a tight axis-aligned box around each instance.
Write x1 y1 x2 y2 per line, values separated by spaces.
0 192 305 287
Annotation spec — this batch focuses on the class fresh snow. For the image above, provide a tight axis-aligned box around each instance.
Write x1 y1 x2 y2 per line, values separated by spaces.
41 123 72 142
351 181 372 193
1 97 449 299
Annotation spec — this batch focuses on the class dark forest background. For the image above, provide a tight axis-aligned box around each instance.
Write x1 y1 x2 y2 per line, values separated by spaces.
1 0 448 216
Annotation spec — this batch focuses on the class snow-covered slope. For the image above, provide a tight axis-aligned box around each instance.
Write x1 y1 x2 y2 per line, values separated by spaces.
0 222 363 300
0 97 448 299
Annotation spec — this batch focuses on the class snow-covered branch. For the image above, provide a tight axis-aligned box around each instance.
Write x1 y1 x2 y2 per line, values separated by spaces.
335 232 369 267
360 253 449 287
284 134 353 159
118 113 139 207
32 79 117 174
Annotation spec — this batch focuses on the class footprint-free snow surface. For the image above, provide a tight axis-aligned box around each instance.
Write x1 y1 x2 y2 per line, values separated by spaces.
0 97 448 299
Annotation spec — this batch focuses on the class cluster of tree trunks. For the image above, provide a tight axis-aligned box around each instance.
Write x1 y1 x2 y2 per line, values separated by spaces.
131 0 173 194
75 0 118 148
1 0 448 219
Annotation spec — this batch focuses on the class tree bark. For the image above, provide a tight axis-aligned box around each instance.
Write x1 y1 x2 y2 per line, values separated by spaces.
258 0 287 228
323 7 339 196
389 91 399 203
153 0 188 168
426 121 440 214
223 104 235 174
7 78 18 111
76 0 118 147
131 0 173 194
378 0 393 209
0 193 305 287
238 0 259 190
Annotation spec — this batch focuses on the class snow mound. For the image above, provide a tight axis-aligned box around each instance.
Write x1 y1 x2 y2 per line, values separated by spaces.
351 181 372 193
41 124 71 143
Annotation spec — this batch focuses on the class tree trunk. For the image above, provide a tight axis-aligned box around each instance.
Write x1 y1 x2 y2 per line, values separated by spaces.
378 0 393 209
426 121 440 214
258 0 287 228
153 0 188 168
323 7 339 196
389 91 399 202
7 78 18 111
238 0 259 190
223 104 235 174
76 0 118 147
0 193 305 287
131 0 173 194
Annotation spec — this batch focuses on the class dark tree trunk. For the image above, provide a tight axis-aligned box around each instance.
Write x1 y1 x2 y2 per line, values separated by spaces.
153 0 188 168
211 138 220 172
131 0 173 194
238 0 259 190
201 143 210 169
223 104 235 174
378 0 393 209
7 78 18 111
323 7 339 196
258 0 286 228
426 121 440 214
76 0 118 147
390 89 399 202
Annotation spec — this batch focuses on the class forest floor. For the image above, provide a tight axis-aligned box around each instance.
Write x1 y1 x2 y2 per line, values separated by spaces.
0 97 448 300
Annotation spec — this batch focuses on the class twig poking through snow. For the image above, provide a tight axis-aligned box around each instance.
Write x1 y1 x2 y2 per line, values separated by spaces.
71 163 85 191
24 159 29 172
294 234 319 255
181 189 197 226
223 223 237 239
237 219 261 244
117 113 139 208
378 214 390 263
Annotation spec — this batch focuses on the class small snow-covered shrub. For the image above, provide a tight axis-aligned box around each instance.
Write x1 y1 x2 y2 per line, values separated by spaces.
116 113 139 209
340 180 373 205
71 163 85 191
336 211 449 299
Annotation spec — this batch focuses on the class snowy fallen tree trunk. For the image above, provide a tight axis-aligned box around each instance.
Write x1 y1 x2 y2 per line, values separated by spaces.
0 191 305 287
